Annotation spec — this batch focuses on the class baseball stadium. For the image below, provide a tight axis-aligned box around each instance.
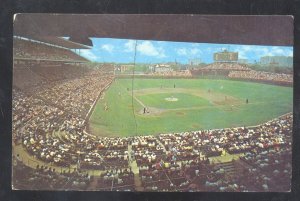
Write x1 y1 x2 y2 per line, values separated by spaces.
12 14 293 192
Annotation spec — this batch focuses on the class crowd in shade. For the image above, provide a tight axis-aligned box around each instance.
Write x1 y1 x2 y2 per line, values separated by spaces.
12 39 292 191
13 156 92 190
14 38 87 61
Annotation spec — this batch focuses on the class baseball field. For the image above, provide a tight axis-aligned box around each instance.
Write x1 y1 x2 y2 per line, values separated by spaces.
88 78 293 137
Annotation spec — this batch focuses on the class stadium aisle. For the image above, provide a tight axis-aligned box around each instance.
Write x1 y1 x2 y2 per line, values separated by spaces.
127 145 143 191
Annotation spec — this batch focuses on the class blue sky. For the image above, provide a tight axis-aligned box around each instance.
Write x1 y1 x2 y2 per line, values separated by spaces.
76 38 293 64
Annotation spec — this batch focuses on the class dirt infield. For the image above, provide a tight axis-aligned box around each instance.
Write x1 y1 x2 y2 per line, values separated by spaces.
133 88 241 105
132 87 243 116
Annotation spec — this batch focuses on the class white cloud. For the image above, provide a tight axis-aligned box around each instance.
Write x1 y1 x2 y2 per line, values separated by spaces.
238 51 247 59
271 47 293 57
191 48 201 55
176 47 202 56
79 49 100 61
137 41 166 58
234 45 293 60
271 47 283 54
176 48 188 55
286 49 293 57
125 40 166 58
124 40 136 52
234 46 270 60
101 44 114 53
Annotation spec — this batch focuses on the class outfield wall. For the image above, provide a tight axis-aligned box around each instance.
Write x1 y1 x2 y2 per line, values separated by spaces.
116 74 192 79
116 74 293 87
228 77 293 87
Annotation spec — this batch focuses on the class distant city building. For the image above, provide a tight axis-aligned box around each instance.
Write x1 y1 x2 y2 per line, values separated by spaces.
260 56 293 67
153 64 173 73
213 50 238 62
115 64 134 72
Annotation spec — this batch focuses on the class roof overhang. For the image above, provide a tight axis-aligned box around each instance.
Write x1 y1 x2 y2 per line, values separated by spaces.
13 14 293 46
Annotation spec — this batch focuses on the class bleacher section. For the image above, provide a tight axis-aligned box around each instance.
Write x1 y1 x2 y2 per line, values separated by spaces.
201 63 251 71
190 62 293 85
228 70 293 85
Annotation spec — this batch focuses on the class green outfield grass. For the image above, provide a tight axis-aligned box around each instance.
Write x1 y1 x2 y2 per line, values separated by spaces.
88 78 293 137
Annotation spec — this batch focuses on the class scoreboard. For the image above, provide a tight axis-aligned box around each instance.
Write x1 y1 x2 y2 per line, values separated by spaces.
214 50 238 62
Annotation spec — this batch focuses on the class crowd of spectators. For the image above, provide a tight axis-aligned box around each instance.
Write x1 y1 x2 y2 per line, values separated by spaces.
150 70 192 77
228 70 293 84
189 62 292 85
238 147 292 191
137 144 292 192
13 67 48 90
34 74 114 118
30 65 92 81
13 66 115 168
96 168 135 191
129 114 292 191
12 40 293 191
131 136 165 167
201 63 251 71
13 63 113 93
13 156 91 190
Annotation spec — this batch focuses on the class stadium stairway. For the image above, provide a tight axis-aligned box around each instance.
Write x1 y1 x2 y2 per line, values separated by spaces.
86 177 99 190
127 145 143 191
213 161 236 177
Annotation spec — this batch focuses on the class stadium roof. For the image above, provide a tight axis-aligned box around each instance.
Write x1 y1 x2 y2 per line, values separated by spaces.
27 36 92 49
14 14 293 46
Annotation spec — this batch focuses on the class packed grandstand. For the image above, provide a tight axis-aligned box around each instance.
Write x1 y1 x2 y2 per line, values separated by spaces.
12 37 293 192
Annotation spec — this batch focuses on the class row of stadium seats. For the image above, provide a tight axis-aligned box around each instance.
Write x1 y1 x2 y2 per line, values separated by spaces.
13 156 91 190
201 62 251 71
189 62 292 85
228 70 293 84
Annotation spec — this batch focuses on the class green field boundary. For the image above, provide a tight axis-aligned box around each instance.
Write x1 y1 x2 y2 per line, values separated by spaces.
116 74 293 87
88 78 292 137
85 78 115 133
